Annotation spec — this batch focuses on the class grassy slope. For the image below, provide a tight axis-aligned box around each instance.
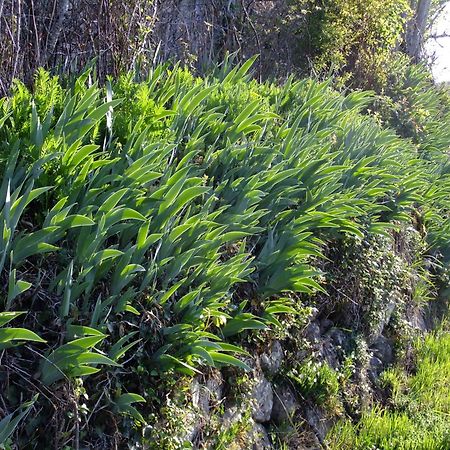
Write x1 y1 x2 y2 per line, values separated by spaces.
0 60 449 447
327 328 450 449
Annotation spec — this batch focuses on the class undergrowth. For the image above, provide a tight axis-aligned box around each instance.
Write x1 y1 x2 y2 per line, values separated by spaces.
0 58 449 447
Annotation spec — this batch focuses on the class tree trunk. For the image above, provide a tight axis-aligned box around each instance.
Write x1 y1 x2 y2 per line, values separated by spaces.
406 0 432 61
156 0 242 71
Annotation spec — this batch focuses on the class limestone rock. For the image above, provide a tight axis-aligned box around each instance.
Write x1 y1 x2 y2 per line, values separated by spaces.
326 328 349 350
191 372 224 415
260 340 284 375
320 318 334 333
368 298 397 343
222 405 244 428
321 338 340 370
305 321 321 343
370 335 393 366
271 384 299 424
368 356 383 382
303 404 333 443
248 422 272 449
182 410 202 442
309 307 320 321
322 328 351 370
221 408 272 449
251 374 274 423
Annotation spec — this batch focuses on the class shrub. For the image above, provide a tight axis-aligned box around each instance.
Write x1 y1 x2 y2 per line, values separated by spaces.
288 0 411 88
288 359 340 408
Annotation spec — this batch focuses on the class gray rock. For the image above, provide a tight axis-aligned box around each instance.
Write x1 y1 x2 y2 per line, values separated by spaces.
248 422 272 449
191 378 202 410
370 355 383 370
242 354 258 371
309 307 320 321
326 328 349 349
321 328 351 370
303 404 333 443
368 298 397 343
370 335 393 365
305 321 321 343
320 319 334 333
251 374 274 423
321 339 340 370
260 340 283 375
221 407 272 449
191 372 224 415
204 376 223 412
368 356 383 382
181 410 202 443
271 384 299 424
409 306 427 331
222 405 244 428
295 348 309 363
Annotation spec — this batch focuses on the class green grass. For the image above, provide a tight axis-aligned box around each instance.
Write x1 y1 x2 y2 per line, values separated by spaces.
288 359 340 408
326 329 450 450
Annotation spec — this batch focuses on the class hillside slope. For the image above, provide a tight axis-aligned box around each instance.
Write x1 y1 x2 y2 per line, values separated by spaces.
0 61 449 448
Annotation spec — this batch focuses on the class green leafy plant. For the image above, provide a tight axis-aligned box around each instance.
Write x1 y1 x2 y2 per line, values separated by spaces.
0 312 45 350
0 58 448 446
40 333 119 385
288 359 340 407
0 395 38 447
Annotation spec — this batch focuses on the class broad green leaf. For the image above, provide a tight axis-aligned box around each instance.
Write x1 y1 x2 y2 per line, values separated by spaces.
108 332 140 361
222 318 267 337
67 324 105 339
208 352 251 371
0 394 38 443
0 311 25 327
0 328 46 347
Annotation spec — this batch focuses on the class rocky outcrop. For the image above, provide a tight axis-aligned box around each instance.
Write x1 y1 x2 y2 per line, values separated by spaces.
272 384 299 424
251 374 274 423
260 340 284 375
